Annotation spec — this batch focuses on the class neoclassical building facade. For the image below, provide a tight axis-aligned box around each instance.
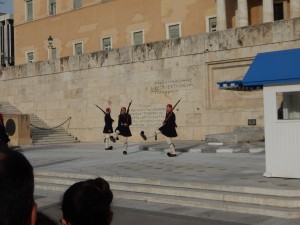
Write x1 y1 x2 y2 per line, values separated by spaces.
13 0 300 65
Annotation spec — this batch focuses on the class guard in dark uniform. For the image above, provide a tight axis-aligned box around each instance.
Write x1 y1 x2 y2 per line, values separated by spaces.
0 113 9 149
141 104 177 157
112 107 132 155
103 108 114 150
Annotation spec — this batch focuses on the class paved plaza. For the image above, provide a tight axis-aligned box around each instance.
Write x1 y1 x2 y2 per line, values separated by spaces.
20 142 300 225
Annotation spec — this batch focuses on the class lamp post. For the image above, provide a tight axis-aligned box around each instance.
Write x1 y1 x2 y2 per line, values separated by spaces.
48 35 54 60
48 35 53 48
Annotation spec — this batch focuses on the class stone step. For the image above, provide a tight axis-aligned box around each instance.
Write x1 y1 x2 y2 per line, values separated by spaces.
0 102 79 145
34 176 300 208
31 130 65 134
33 139 79 145
112 191 300 219
34 171 300 197
32 135 74 141
31 128 67 133
34 177 300 219
36 183 66 192
31 132 73 137
205 131 264 144
234 127 264 132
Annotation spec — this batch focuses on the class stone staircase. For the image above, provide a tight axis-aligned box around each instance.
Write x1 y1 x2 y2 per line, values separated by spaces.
0 102 79 145
34 171 300 219
205 127 264 144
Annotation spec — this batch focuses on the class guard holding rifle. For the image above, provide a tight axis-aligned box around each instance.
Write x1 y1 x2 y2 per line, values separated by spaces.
103 108 115 150
112 101 132 155
95 105 115 150
141 100 181 157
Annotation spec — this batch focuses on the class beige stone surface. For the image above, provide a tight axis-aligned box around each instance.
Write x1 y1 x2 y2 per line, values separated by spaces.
2 114 32 146
1 19 300 142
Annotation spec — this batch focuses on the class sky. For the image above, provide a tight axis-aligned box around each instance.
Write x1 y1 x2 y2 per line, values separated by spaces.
0 0 14 14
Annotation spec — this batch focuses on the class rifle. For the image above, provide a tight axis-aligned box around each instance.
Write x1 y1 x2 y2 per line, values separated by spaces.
126 100 132 124
127 100 132 114
95 104 107 115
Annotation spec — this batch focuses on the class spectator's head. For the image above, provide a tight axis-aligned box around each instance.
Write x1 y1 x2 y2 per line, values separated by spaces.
61 178 113 225
0 148 36 225
36 212 58 225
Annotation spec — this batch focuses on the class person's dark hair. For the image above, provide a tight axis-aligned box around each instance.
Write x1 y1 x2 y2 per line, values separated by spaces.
62 178 113 225
36 211 58 225
0 148 35 225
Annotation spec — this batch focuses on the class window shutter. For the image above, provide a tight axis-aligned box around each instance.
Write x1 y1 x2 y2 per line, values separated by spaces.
133 31 143 45
49 0 56 15
27 52 34 62
74 0 82 9
209 17 217 32
103 37 111 50
27 1 33 21
75 43 83 55
169 24 179 39
51 48 57 59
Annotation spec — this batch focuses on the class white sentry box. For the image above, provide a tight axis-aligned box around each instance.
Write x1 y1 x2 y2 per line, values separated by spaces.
263 83 300 179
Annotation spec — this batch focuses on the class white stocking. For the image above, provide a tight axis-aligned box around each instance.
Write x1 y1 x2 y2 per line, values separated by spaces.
105 134 110 148
166 137 176 154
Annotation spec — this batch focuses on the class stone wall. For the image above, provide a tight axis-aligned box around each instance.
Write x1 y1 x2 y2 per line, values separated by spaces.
1 18 300 142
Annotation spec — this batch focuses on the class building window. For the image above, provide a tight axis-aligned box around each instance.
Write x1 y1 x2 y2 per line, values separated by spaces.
49 0 56 15
166 23 181 39
51 47 57 59
102 37 112 50
27 52 34 63
26 0 33 21
274 2 284 21
206 16 217 32
74 42 83 55
132 31 144 45
277 91 300 120
74 0 82 9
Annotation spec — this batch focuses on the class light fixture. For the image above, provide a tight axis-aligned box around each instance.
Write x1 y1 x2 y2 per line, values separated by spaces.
48 35 53 48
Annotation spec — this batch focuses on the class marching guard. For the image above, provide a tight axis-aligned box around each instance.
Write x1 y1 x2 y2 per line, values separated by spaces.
141 102 180 157
112 105 132 155
111 101 132 155
95 104 116 150
103 108 115 150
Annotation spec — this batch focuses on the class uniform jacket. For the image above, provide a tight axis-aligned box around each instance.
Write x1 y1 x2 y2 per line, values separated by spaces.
116 113 132 137
159 112 177 138
103 113 114 133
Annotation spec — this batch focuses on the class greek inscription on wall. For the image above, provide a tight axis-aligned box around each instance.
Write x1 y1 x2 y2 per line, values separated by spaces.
150 78 193 95
130 105 165 128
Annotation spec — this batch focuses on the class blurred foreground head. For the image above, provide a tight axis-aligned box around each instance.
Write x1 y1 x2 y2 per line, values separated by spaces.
0 148 36 225
61 177 113 225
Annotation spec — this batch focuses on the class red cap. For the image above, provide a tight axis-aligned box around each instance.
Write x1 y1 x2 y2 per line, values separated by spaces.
106 108 111 112
167 104 172 109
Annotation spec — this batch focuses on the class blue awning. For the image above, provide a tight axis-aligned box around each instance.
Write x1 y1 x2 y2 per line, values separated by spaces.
243 48 300 86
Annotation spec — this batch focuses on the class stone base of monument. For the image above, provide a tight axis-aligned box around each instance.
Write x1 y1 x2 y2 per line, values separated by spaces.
205 127 264 144
3 114 32 146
